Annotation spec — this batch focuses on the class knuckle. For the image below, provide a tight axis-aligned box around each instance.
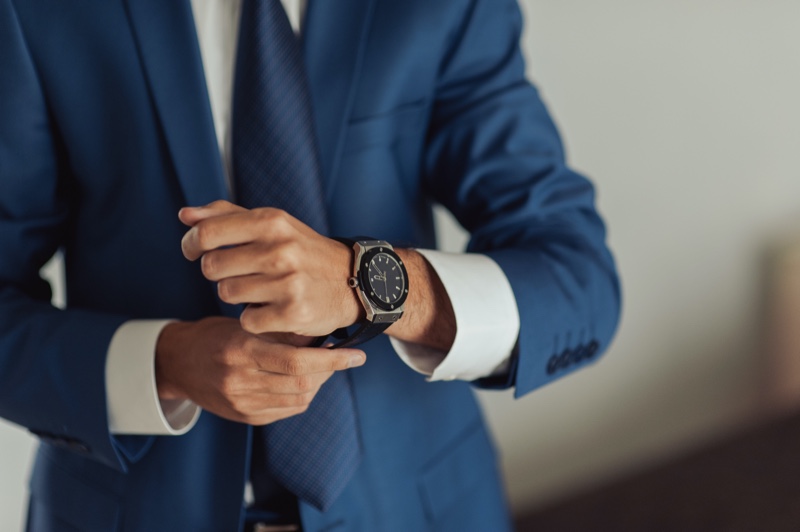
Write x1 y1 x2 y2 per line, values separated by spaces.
293 374 314 392
201 253 217 279
246 337 270 364
255 207 277 221
256 208 281 228
298 391 316 406
270 208 289 225
282 357 305 376
217 372 239 396
238 334 258 357
217 279 235 303
255 243 274 270
273 396 291 408
280 394 311 408
287 299 313 327
239 309 262 334
209 350 227 370
195 223 215 249
283 239 301 257
274 243 300 272
284 273 305 300
210 345 236 368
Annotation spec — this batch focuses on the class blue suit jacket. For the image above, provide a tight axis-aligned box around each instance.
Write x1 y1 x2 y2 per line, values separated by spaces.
0 0 621 530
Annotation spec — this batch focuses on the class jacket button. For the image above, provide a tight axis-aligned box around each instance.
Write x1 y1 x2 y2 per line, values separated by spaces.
587 340 600 357
546 355 559 375
572 344 586 363
557 349 572 369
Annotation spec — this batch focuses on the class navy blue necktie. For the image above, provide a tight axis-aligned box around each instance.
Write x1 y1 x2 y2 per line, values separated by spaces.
232 0 361 511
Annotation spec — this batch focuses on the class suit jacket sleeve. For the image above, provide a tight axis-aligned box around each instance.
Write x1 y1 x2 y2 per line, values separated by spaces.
424 0 622 397
0 0 143 471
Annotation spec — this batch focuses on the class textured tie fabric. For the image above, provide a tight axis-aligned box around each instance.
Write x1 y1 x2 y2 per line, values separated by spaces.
232 0 361 512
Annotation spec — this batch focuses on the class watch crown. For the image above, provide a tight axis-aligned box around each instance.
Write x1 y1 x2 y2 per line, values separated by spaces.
348 277 359 288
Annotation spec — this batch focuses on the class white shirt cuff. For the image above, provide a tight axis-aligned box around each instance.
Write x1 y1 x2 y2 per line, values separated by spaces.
106 320 201 435
390 250 520 382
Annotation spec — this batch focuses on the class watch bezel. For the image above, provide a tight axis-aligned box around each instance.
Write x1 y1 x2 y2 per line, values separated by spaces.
357 246 409 312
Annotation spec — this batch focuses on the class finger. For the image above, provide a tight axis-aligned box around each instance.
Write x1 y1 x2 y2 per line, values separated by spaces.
182 208 295 261
248 340 366 376
178 200 247 227
223 403 311 426
218 274 296 305
201 243 287 282
201 245 263 282
234 390 317 415
244 405 312 426
181 212 258 261
240 301 302 335
242 370 332 395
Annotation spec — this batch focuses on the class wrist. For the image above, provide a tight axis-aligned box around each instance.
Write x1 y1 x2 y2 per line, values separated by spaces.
389 249 456 352
333 239 366 328
322 238 411 348
390 249 423 334
155 321 192 401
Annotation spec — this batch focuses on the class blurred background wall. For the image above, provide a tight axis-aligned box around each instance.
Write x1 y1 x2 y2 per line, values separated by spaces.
3 0 800 528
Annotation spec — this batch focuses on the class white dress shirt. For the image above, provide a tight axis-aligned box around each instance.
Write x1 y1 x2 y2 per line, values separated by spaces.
105 0 521 435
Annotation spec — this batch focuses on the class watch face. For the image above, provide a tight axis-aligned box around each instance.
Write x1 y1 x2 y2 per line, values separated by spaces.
360 248 408 311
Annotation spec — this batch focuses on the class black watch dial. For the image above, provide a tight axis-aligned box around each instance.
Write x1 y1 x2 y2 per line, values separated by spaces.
360 248 408 311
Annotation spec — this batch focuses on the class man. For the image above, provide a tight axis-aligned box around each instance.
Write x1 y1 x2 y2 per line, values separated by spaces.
0 0 621 530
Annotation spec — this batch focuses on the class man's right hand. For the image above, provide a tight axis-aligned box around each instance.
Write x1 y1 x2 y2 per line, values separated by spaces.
154 317 366 426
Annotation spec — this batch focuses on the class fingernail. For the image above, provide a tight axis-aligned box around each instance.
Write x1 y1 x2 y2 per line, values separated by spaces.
348 354 366 368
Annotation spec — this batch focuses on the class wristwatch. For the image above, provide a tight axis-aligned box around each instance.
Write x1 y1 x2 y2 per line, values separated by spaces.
326 238 409 349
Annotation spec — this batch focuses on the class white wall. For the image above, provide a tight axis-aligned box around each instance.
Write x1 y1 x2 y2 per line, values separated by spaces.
474 0 800 513
0 258 62 528
4 1 800 528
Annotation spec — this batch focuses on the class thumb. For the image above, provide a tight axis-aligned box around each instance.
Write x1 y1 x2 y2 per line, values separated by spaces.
179 200 247 227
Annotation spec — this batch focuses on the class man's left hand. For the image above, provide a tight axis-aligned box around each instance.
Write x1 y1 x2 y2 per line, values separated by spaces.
179 200 362 337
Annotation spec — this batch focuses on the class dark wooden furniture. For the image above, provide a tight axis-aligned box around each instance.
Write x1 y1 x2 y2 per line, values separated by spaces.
516 410 800 531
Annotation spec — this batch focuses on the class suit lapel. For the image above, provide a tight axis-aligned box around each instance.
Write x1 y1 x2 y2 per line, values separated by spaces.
303 0 376 201
123 0 229 208
123 0 372 207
